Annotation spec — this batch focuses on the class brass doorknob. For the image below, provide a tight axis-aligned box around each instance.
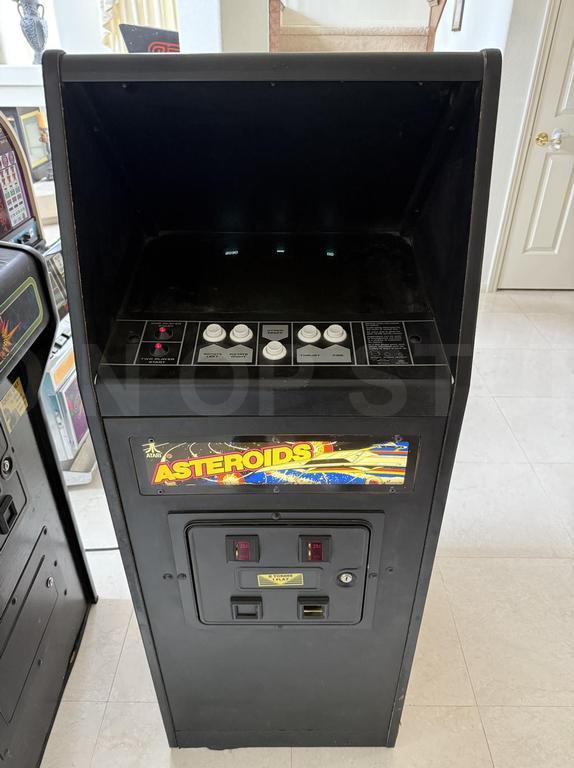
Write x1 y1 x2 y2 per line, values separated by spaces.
535 129 566 150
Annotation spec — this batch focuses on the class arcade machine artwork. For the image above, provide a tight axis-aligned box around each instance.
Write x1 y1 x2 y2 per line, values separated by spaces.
44 50 500 748
0 111 92 482
142 438 410 487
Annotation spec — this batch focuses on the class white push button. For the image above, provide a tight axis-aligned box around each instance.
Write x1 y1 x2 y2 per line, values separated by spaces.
298 324 321 343
324 324 347 343
262 340 287 361
229 323 253 343
203 323 226 342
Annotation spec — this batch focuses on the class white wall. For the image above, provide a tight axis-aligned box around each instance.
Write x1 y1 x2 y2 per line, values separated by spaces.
178 0 268 53
52 0 108 54
178 0 222 53
434 0 550 286
221 0 268 52
434 0 512 52
282 0 429 28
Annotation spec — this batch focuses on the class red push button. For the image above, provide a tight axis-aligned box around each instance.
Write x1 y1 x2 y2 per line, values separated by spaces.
151 342 169 357
155 324 173 340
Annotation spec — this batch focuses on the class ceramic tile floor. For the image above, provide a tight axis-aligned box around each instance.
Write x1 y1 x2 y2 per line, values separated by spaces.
43 290 574 767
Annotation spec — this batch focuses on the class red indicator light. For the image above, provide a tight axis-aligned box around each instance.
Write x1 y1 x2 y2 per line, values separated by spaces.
154 342 163 349
234 540 251 561
307 541 323 561
158 326 167 333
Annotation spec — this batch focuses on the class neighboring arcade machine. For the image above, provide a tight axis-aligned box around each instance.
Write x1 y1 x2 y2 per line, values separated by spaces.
41 240 95 484
0 112 44 248
45 51 500 749
0 240 95 767
0 111 94 484
0 108 52 183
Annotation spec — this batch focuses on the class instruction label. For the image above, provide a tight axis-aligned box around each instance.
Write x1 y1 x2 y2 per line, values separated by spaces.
364 322 411 365
257 573 305 588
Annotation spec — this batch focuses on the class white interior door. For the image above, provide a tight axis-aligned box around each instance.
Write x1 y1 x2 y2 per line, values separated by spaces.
499 0 574 289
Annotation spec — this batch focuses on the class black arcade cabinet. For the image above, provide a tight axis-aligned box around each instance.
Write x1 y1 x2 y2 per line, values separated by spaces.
44 51 500 748
0 239 94 767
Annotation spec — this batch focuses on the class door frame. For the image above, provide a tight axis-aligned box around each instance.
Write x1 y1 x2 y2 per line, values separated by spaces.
488 0 563 291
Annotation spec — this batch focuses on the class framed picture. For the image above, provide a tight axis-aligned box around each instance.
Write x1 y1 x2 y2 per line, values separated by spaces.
452 0 465 31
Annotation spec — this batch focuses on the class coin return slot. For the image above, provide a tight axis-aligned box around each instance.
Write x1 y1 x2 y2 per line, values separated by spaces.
231 597 262 620
0 495 17 536
298 597 329 620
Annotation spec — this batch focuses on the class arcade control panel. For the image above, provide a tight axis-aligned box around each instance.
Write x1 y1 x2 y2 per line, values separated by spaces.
102 318 447 367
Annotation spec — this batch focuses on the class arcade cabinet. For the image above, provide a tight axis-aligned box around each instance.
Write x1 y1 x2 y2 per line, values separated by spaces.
44 51 500 748
0 112 44 249
0 111 94 483
0 238 95 766
40 241 94 484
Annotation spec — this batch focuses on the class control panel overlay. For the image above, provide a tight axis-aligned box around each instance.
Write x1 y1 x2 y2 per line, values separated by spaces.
102 319 446 367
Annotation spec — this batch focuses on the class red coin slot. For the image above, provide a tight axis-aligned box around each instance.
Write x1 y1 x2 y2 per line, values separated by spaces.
300 535 331 562
226 535 260 562
307 540 324 561
234 540 252 561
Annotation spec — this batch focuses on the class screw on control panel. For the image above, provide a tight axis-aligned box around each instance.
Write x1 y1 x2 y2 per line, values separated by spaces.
1 457 12 477
46 576 54 588
163 573 173 580
337 572 355 586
